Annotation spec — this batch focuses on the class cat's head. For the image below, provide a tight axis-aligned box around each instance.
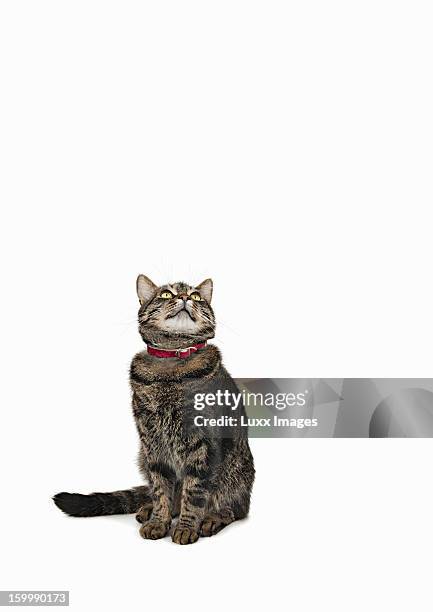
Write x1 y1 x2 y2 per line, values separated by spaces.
136 275 215 349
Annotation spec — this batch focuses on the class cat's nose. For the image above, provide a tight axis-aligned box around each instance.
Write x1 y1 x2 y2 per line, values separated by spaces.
178 294 188 301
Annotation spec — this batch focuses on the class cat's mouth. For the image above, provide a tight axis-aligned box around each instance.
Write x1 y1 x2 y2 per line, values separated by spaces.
166 307 196 322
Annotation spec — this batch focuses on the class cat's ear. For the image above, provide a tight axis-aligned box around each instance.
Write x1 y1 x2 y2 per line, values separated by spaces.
196 278 213 303
136 274 158 305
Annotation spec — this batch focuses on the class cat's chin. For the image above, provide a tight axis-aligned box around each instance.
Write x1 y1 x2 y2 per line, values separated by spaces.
163 310 198 333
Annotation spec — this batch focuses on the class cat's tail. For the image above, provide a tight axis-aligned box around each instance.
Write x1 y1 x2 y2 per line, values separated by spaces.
52 486 151 517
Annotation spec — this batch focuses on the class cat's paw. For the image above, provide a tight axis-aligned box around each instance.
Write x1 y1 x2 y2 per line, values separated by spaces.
200 516 226 537
139 519 170 540
171 526 200 545
135 504 153 524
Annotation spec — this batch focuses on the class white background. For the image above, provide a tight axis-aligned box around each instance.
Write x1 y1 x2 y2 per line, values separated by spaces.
1 1 432 611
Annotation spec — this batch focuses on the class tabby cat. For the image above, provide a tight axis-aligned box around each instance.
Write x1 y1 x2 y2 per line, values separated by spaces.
53 275 255 544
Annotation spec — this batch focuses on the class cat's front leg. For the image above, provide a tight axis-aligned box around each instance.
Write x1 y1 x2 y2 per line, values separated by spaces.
172 463 212 545
139 462 176 540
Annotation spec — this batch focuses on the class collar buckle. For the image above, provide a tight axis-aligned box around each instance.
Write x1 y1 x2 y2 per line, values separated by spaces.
175 347 192 359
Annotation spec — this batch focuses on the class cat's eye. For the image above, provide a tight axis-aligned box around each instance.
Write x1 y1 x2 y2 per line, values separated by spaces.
160 291 173 299
190 292 202 301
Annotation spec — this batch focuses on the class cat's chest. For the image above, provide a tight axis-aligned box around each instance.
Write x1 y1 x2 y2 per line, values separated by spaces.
136 382 187 443
150 381 184 413
135 383 190 470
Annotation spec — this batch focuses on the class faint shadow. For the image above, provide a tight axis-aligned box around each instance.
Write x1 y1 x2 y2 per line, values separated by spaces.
98 513 250 543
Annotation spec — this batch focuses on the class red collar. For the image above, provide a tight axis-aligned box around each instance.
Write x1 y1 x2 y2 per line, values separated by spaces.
147 342 207 359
